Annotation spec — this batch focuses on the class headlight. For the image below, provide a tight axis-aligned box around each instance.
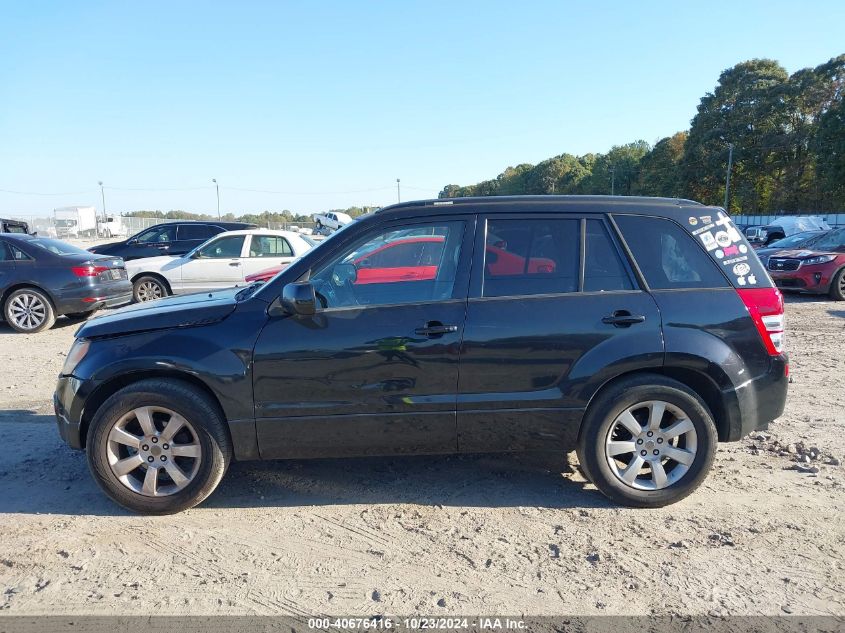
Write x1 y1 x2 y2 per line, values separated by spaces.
62 339 90 375
803 255 836 265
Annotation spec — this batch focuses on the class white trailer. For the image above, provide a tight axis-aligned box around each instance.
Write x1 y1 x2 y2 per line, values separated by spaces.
54 206 98 239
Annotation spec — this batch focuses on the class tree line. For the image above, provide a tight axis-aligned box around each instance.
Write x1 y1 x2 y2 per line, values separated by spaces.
439 55 845 214
126 206 376 225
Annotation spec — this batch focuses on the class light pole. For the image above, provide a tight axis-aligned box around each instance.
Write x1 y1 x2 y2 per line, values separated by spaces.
609 166 616 196
98 181 106 236
724 143 734 211
98 181 106 215
212 179 220 219
396 178 401 203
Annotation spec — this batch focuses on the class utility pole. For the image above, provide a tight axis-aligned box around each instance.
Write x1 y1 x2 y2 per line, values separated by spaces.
610 166 616 196
212 178 220 219
396 178 401 203
98 181 106 236
724 143 734 212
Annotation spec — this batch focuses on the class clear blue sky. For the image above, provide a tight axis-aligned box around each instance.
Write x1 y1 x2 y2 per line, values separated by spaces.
2 0 843 218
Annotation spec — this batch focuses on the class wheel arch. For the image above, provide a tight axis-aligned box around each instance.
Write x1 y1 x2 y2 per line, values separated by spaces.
131 272 172 295
80 370 230 450
581 366 731 442
2 283 57 314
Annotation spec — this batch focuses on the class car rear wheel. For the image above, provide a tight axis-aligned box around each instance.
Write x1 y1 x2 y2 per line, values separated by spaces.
577 374 717 508
86 379 232 514
3 288 56 333
133 276 169 302
829 268 845 301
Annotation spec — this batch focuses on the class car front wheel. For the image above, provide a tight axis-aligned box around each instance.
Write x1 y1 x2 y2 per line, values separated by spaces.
86 379 232 514
577 374 717 508
133 276 169 302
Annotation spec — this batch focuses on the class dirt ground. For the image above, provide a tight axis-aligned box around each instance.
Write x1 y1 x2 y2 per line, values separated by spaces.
0 295 843 617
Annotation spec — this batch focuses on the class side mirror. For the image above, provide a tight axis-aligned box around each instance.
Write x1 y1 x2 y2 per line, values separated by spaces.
128 238 138 245
281 282 317 316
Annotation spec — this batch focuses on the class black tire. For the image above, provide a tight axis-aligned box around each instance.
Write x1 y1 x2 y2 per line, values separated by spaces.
829 268 845 301
132 275 169 303
3 287 56 333
577 374 717 508
86 379 232 514
65 309 98 320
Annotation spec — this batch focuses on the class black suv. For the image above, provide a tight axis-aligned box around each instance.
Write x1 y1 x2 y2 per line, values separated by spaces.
88 221 257 261
1 218 31 234
54 196 788 513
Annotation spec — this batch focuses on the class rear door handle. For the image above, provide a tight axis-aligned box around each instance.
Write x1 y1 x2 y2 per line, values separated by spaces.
602 311 646 327
415 321 458 337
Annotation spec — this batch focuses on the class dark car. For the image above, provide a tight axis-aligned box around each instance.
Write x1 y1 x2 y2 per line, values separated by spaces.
1 218 31 234
768 227 845 300
88 221 258 261
0 234 132 333
54 196 787 514
754 230 829 267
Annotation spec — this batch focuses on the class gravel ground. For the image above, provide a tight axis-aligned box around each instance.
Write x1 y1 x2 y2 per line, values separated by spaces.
0 295 843 616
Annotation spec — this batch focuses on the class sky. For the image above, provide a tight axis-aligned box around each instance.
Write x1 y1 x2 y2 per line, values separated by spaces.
1 1 844 219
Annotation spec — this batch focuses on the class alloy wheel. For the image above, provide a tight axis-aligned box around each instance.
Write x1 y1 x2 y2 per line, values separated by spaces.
106 406 202 497
137 280 164 301
9 292 47 330
604 400 697 491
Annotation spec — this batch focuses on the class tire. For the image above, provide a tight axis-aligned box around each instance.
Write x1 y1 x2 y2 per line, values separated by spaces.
86 379 232 514
577 374 717 508
315 220 322 230
133 275 169 303
65 309 98 320
3 287 56 333
829 268 845 301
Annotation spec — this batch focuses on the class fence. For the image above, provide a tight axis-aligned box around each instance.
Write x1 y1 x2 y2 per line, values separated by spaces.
4 214 321 240
732 213 845 228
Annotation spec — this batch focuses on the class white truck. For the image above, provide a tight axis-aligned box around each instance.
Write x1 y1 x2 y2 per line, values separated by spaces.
97 214 128 238
54 206 98 239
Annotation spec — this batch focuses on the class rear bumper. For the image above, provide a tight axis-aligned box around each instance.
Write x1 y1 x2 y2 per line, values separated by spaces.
724 354 789 440
54 281 133 315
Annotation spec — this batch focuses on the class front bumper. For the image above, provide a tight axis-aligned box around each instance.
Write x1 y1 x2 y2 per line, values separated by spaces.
54 374 88 450
770 266 835 294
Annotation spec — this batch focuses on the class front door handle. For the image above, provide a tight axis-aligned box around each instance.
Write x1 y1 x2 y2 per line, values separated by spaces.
229 261 241 267
602 311 646 327
415 321 458 337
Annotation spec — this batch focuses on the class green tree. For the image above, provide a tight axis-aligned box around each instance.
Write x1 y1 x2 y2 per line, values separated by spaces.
681 59 790 213
634 132 687 197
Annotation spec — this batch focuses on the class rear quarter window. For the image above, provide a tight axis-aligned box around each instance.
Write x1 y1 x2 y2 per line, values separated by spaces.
614 215 730 290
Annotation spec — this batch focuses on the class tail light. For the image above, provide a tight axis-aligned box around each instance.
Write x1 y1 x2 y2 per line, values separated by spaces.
736 288 785 355
71 265 110 277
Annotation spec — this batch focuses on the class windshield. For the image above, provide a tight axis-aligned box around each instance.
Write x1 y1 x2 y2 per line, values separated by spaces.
809 228 845 252
55 219 77 227
24 238 92 257
767 231 824 249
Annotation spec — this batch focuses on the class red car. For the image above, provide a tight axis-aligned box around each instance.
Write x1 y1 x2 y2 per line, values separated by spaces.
767 227 845 300
245 235 555 284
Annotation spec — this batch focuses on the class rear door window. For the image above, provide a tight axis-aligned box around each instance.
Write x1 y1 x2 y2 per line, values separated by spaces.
483 219 579 297
584 219 634 291
178 224 216 241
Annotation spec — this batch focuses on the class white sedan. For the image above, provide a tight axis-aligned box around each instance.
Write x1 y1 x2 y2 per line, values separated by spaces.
126 229 315 302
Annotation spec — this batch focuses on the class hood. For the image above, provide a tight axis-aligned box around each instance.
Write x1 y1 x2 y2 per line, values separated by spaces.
88 240 126 254
771 249 838 259
77 288 240 339
125 255 183 275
